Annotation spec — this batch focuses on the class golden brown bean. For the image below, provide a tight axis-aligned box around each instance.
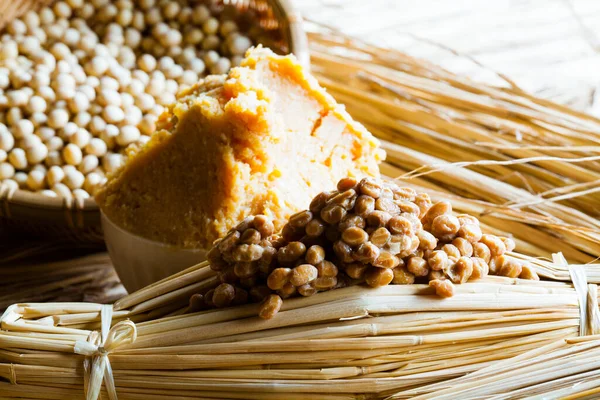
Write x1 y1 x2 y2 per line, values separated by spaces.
212 283 235 308
414 192 432 218
267 235 287 249
235 217 254 232
316 260 338 277
397 201 421 216
290 264 318 286
234 261 259 279
452 237 473 257
267 267 292 290
417 230 437 251
232 244 264 262
337 177 358 191
373 251 401 269
277 242 306 264
207 245 222 263
252 215 275 238
313 276 337 290
353 242 380 264
428 270 445 281
519 264 540 280
471 257 489 279
338 214 366 231
218 230 240 254
282 223 304 242
392 266 415 284
457 214 479 226
375 197 400 214
472 242 491 263
309 191 332 213
259 294 283 319
345 262 369 279
407 256 428 277
393 187 417 201
422 200 452 230
386 234 414 256
258 246 277 273
305 218 326 237
457 223 482 243
446 256 473 284
400 235 420 258
367 210 391 228
500 237 516 252
298 283 317 297
404 213 423 230
333 240 354 263
431 215 460 241
207 246 226 271
204 289 215 307
239 228 261 245
441 243 461 262
496 255 522 278
418 249 432 260
380 187 394 199
342 226 369 246
480 234 507 258
188 293 205 312
370 227 391 247
358 177 382 198
429 279 454 297
354 195 375 216
365 266 393 287
427 250 448 271
278 282 297 299
388 215 414 235
320 203 347 224
384 182 400 192
329 189 357 210
289 210 313 229
306 245 325 265
488 257 499 275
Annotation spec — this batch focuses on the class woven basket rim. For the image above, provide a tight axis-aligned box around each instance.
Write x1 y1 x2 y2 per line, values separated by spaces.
6 188 98 210
3 0 309 214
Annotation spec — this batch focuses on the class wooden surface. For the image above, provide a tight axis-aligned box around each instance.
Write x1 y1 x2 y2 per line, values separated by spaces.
299 0 600 113
3 0 600 307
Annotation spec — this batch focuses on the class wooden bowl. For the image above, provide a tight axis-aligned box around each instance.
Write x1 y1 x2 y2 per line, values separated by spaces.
0 0 308 242
101 212 207 292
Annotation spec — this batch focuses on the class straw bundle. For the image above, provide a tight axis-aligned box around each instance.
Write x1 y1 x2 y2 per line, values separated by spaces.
390 335 600 399
308 26 600 265
0 259 598 399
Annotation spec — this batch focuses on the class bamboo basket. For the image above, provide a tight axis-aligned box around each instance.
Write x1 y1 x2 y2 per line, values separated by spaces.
0 0 308 242
0 258 599 399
